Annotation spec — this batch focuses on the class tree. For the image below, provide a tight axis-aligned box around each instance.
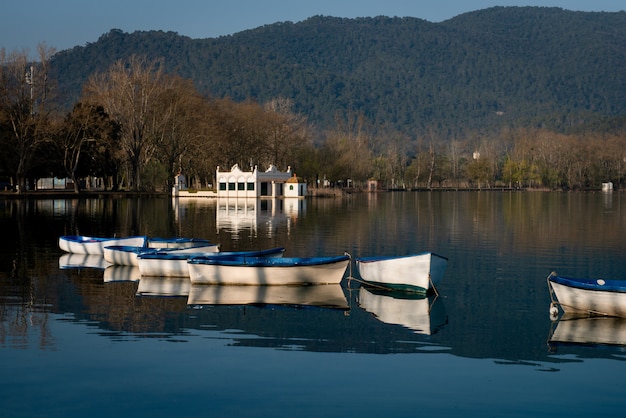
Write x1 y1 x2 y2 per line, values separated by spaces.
57 102 118 193
0 45 56 192
152 76 208 193
84 55 172 191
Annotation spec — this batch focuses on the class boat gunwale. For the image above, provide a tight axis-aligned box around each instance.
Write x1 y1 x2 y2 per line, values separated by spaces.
355 252 448 263
549 275 626 293
188 255 349 267
140 247 285 261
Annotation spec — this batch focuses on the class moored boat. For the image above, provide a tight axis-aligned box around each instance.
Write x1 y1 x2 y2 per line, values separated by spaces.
138 247 285 278
188 254 350 285
103 244 219 266
548 272 626 317
355 252 448 293
59 235 147 255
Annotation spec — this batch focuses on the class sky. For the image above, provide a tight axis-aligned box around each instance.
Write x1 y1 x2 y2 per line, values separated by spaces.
1 0 624 56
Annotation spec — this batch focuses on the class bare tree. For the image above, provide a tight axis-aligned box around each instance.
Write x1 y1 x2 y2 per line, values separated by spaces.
0 45 56 192
84 55 171 191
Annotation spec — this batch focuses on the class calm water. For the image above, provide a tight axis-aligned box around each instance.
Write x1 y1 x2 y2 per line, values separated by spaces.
1 192 626 417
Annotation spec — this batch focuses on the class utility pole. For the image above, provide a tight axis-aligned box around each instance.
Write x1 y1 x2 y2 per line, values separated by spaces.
25 65 34 115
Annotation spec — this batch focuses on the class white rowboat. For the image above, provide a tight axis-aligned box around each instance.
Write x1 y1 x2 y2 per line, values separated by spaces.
188 255 350 286
355 252 448 293
548 272 626 317
59 235 146 255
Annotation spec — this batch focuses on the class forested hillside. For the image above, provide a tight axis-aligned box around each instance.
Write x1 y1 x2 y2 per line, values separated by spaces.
49 6 626 140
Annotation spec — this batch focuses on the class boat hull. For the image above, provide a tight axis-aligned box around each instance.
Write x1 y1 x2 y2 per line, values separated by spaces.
188 256 350 285
355 252 448 293
549 274 626 317
103 244 219 266
59 235 146 255
138 248 284 278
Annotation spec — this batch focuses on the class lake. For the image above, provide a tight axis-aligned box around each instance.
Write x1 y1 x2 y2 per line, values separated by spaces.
1 191 626 417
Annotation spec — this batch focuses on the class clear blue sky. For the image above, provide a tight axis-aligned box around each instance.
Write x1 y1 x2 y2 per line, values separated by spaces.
1 0 623 55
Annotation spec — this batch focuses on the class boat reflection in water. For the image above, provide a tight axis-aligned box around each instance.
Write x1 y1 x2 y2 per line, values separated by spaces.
548 314 626 351
187 283 348 310
136 276 191 297
103 265 142 282
357 285 448 335
58 253 111 270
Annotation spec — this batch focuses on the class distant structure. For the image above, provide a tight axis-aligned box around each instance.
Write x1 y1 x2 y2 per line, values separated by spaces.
602 182 613 192
173 164 306 198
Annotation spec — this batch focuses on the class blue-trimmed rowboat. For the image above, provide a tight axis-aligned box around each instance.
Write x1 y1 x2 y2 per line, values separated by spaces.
59 235 147 255
355 252 448 293
103 243 219 266
548 272 626 317
188 254 350 285
138 247 286 278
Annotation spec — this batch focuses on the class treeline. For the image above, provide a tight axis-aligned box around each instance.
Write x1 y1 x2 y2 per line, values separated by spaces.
1 51 625 194
48 8 626 139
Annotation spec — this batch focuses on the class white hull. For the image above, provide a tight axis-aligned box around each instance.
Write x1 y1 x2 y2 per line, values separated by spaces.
188 284 348 309
356 252 448 292
138 256 197 277
188 259 350 285
550 281 626 317
358 286 447 335
59 236 146 255
104 244 218 266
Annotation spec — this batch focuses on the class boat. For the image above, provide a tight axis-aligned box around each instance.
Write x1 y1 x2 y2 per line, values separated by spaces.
103 265 141 282
58 235 146 255
547 272 626 317
355 252 448 293
103 244 219 266
357 285 447 335
548 314 626 350
146 237 211 249
187 283 349 309
138 247 286 278
58 253 111 270
187 254 350 285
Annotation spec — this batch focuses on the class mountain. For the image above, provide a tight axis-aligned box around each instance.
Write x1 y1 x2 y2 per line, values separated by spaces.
49 7 626 140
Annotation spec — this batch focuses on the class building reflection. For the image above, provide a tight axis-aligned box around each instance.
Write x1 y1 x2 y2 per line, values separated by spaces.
173 197 306 237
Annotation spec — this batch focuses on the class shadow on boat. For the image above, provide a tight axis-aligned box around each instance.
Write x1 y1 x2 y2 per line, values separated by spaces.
548 313 626 352
187 283 349 310
356 284 448 335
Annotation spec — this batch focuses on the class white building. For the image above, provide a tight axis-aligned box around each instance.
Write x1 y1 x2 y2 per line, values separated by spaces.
216 164 306 198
